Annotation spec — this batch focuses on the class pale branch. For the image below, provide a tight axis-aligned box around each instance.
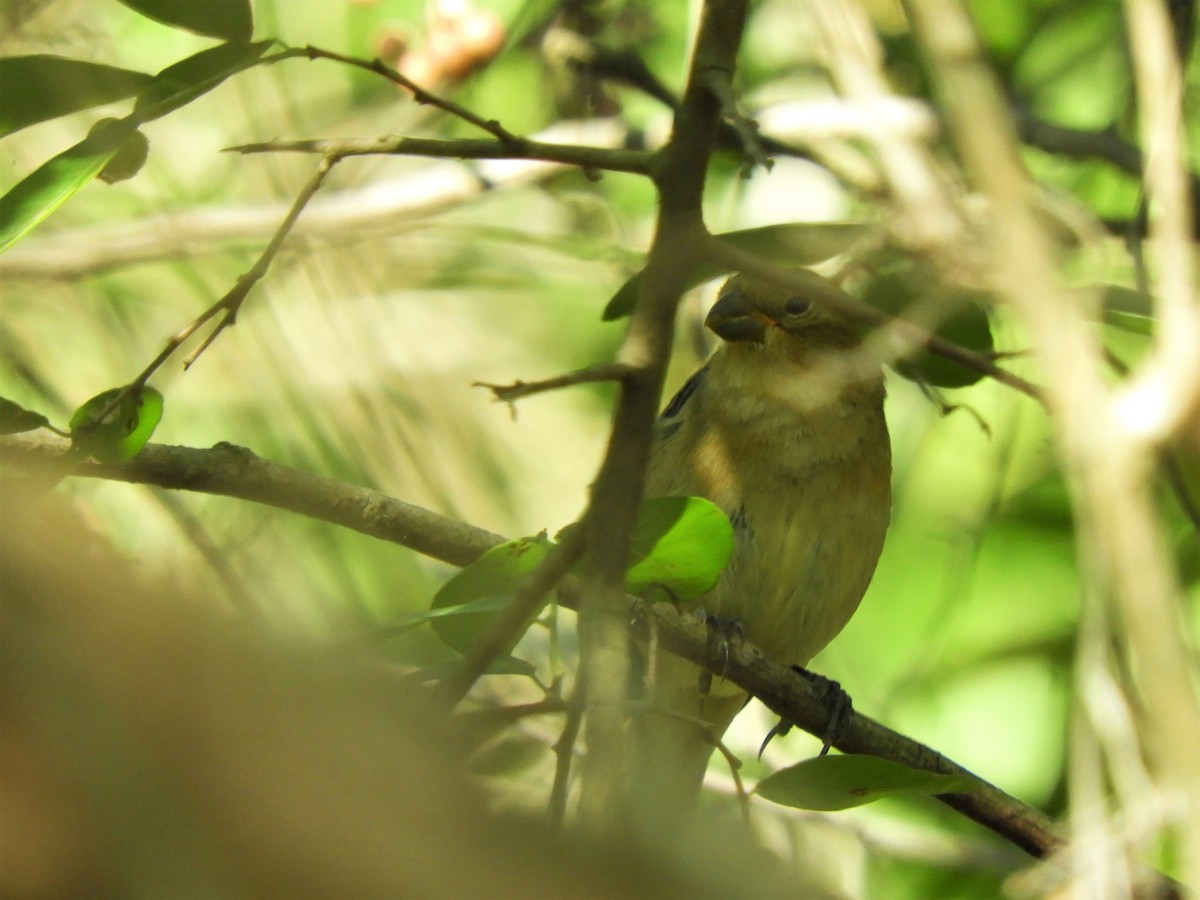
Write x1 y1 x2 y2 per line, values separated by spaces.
229 134 654 176
474 363 635 404
0 431 1064 858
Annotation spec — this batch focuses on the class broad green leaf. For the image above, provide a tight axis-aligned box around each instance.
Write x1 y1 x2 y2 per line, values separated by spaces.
135 40 274 121
116 0 253 42
858 271 995 388
624 496 734 600
0 118 134 253
602 223 874 320
430 536 552 653
69 385 164 463
0 397 49 434
755 754 977 811
0 56 152 138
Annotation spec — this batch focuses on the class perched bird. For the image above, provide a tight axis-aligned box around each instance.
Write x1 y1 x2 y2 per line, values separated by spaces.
631 272 892 820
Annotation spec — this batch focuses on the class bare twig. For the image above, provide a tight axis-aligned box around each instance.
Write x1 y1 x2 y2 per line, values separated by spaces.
550 675 587 829
475 363 635 404
74 155 341 445
273 45 521 145
229 134 654 176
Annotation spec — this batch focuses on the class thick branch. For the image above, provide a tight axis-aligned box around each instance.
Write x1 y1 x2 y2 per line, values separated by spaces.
0 431 1063 858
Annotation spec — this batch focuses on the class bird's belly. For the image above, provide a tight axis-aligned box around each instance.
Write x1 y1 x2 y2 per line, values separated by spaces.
706 466 889 667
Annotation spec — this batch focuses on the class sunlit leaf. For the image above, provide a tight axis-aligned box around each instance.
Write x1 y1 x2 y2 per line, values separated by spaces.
116 0 253 42
135 40 274 120
0 397 50 434
602 223 875 320
69 385 164 463
0 56 152 138
756 754 977 811
430 536 552 654
624 496 734 600
0 118 134 253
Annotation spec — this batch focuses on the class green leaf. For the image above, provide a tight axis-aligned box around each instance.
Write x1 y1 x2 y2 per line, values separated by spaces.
116 0 253 42
0 118 135 254
430 536 552 654
624 496 734 600
755 754 978 811
0 56 152 138
1097 284 1155 336
602 223 874 320
0 397 50 434
858 271 995 388
135 40 274 121
69 385 164 462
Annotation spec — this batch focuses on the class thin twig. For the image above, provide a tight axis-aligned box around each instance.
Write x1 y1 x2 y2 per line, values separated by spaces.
550 675 587 829
273 44 521 145
228 134 654 176
183 155 339 369
459 696 569 727
438 526 588 707
475 363 635 404
72 156 341 446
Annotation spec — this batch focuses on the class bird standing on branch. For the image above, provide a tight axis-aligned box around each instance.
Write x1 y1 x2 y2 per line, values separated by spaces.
632 272 892 820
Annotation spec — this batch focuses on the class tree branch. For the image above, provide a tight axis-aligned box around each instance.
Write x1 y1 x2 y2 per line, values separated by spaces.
229 134 653 176
0 431 1064 859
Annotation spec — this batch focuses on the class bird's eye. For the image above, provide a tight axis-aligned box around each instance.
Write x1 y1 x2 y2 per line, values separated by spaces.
783 297 812 318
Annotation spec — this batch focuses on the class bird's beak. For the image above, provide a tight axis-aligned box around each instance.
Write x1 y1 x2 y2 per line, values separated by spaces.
705 285 768 343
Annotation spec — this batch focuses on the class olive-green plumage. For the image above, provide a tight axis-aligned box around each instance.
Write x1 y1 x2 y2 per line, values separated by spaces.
633 272 892 820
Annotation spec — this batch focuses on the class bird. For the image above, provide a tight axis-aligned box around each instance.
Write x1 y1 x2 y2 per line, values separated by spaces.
630 271 892 822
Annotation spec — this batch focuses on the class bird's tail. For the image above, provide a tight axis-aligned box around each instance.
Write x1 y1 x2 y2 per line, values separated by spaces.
628 652 747 828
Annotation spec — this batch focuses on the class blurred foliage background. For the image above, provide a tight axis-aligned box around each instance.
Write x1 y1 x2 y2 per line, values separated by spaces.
1 0 1197 896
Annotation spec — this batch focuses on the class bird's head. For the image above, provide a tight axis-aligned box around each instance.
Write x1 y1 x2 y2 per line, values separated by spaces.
704 273 863 356
702 273 882 411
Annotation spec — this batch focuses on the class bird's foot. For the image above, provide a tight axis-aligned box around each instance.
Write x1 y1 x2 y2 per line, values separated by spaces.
758 666 853 759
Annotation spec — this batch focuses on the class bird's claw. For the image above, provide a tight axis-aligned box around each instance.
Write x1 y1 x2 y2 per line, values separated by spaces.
759 666 853 758
696 610 744 694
